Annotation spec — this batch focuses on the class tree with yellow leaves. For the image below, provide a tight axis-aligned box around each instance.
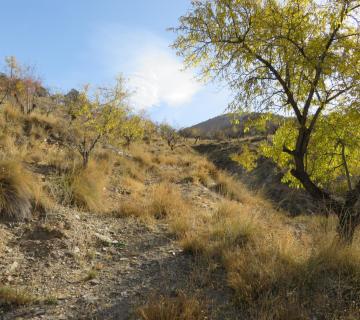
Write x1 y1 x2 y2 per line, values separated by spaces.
173 0 360 242
64 77 129 168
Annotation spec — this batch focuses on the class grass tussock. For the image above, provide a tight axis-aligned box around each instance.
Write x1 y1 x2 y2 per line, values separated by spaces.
114 156 147 182
0 160 49 220
115 199 147 218
137 293 204 320
114 183 189 221
2 105 23 124
0 286 34 307
49 160 111 212
147 183 188 219
212 171 268 207
179 200 261 258
179 155 217 187
130 143 156 168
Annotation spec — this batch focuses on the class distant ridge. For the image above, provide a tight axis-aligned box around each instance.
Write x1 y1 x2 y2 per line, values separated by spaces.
188 114 233 134
184 112 279 139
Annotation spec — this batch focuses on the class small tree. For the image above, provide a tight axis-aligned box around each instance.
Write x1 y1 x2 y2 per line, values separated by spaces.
1 56 42 114
119 115 144 147
142 119 157 144
64 78 128 168
190 128 202 144
159 123 179 151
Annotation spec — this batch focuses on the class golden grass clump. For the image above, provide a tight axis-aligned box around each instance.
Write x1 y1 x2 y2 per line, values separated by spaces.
49 159 111 213
0 160 49 220
0 286 34 307
70 167 107 212
114 156 147 182
130 143 156 168
137 293 204 320
114 182 189 221
2 105 23 123
47 147 79 173
0 134 22 158
175 154 217 187
179 200 261 258
147 183 188 219
154 153 181 167
212 171 268 207
115 198 147 218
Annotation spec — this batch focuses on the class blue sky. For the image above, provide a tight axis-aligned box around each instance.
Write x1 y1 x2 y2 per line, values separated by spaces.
0 0 231 127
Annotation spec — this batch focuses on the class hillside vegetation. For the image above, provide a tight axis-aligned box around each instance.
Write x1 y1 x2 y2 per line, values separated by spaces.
0 58 358 320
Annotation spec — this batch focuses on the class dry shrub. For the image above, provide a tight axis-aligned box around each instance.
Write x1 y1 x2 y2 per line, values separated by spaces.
137 293 204 320
0 160 48 220
0 286 34 307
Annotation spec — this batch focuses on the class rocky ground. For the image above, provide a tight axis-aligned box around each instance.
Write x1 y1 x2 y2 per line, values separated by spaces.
0 177 238 320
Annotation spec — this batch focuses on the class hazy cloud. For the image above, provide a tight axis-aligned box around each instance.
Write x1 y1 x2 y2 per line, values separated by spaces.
92 25 202 110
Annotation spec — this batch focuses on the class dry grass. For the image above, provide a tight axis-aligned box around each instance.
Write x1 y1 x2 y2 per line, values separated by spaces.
2 105 23 123
156 154 181 166
71 165 108 212
137 293 204 320
0 286 34 307
49 159 111 212
115 199 147 218
114 156 147 182
179 200 261 258
0 160 49 220
114 182 189 222
212 171 267 207
171 192 360 319
46 147 79 173
130 143 156 168
147 183 188 219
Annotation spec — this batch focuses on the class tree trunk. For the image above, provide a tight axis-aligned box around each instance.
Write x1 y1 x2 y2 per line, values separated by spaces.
287 126 360 244
82 152 89 168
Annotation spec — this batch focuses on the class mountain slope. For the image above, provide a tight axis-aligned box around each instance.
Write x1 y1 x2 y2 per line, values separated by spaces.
185 113 279 139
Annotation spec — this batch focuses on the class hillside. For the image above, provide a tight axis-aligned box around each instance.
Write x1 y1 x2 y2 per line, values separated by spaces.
193 139 316 215
188 114 233 135
185 113 280 139
0 99 358 320
2 0 360 319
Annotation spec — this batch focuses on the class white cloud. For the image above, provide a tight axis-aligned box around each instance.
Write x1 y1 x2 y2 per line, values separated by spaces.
92 25 202 110
129 48 201 109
